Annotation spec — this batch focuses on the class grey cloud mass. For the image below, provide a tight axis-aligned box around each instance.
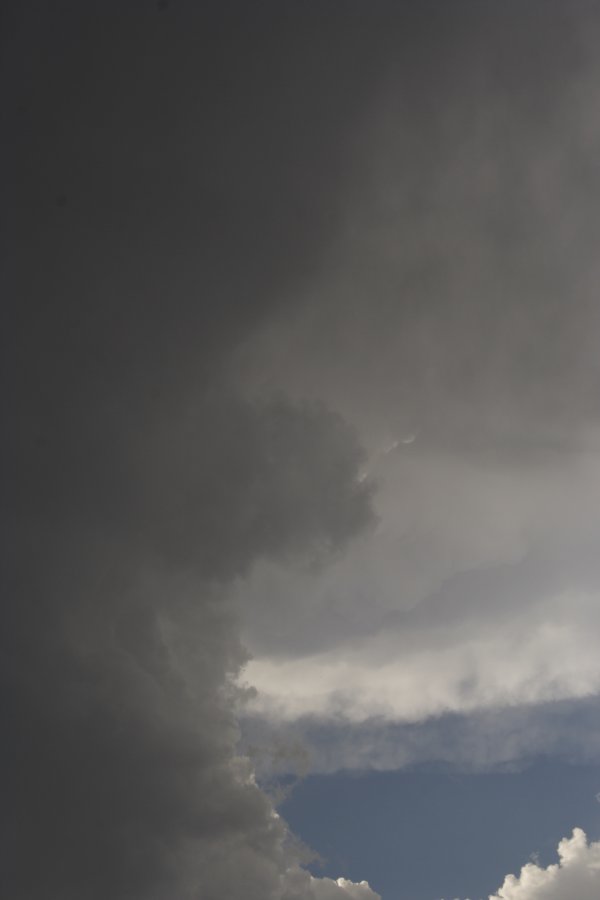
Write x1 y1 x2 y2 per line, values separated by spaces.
6 392 373 899
5 2 600 899
5 2 381 897
230 1 600 765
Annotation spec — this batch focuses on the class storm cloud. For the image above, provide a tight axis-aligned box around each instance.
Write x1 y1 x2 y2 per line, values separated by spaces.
230 0 600 774
5 2 381 897
6 2 600 899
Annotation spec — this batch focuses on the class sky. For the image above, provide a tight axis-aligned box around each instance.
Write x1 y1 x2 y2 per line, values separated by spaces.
4 2 600 899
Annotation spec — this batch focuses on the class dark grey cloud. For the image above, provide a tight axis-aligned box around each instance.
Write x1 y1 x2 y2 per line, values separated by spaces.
6 394 373 900
7 3 600 898
232 1 600 457
4 3 384 898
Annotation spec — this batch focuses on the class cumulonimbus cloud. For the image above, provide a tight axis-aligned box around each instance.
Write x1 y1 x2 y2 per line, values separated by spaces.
5 391 375 900
5 4 383 896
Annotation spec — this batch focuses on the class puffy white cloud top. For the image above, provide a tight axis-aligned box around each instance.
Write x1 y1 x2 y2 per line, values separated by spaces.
489 829 600 899
309 876 381 899
279 869 380 899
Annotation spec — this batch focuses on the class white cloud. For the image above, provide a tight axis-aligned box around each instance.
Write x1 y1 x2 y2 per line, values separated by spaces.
278 868 380 900
309 875 381 899
489 829 600 899
236 442 600 742
242 590 600 724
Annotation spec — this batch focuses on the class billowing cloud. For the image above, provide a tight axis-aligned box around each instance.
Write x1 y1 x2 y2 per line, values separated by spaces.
489 829 600 900
229 2 600 767
5 3 381 898
7 2 600 898
309 876 381 899
5 391 373 900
